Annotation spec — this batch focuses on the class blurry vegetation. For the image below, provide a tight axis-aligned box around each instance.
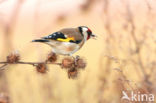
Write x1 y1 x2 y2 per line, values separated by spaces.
0 0 156 103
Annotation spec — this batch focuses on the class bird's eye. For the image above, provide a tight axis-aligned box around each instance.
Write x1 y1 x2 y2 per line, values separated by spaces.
87 29 92 35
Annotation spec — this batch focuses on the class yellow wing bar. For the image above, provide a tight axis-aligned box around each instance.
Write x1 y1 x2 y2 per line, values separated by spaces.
57 37 75 42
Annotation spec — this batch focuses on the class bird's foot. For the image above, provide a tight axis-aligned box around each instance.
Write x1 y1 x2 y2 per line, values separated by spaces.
73 55 80 66
66 54 80 65
75 55 80 61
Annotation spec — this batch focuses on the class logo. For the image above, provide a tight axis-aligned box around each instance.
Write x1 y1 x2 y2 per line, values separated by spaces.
122 91 155 102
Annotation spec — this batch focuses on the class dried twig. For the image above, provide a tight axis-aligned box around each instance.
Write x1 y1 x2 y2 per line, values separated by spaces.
0 64 8 71
0 52 86 78
0 61 61 67
0 52 61 70
124 0 148 80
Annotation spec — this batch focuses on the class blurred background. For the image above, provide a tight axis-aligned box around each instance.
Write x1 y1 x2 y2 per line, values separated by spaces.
0 0 156 103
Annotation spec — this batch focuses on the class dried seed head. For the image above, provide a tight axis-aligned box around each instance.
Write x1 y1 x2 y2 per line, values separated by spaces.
46 52 57 63
61 57 74 69
68 68 78 79
0 93 9 103
76 58 87 69
7 52 20 63
36 63 47 74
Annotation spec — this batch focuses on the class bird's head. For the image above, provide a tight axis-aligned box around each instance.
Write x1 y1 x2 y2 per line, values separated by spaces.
78 26 97 41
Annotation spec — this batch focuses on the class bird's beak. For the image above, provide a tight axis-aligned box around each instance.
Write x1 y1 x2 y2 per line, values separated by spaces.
91 34 97 40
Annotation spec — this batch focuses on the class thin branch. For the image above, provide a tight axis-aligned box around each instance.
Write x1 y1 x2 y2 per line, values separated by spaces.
123 0 147 79
114 68 134 90
0 52 86 77
0 61 61 66
0 64 8 70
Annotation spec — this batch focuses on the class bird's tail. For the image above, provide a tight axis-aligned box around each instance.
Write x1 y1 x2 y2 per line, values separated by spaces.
32 39 49 42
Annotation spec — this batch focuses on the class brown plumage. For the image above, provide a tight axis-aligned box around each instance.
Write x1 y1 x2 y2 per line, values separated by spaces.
59 28 83 41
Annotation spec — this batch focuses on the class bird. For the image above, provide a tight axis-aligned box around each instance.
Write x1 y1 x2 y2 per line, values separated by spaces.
32 26 96 56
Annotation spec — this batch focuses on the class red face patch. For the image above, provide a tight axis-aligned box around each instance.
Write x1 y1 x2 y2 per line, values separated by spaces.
87 28 92 40
87 28 92 33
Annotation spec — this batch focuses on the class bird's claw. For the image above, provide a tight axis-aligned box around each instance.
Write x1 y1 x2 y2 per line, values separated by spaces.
67 55 80 65
74 55 80 65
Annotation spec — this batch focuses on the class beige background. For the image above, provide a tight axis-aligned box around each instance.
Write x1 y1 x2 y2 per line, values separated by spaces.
0 0 156 103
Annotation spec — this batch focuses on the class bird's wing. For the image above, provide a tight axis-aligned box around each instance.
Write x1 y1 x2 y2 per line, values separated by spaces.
60 28 84 42
43 28 83 44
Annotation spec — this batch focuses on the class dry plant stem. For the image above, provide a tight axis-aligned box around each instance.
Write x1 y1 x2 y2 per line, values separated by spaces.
124 0 147 79
97 0 112 102
0 64 8 70
3 0 24 52
114 68 134 90
0 0 23 94
77 83 84 103
0 61 61 67
124 1 153 93
77 72 89 103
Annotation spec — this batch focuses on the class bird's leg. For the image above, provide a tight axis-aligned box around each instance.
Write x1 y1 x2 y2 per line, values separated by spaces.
75 55 80 61
67 54 80 65
74 55 80 66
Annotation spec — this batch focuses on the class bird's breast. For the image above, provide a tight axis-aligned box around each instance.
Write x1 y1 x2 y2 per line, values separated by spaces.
50 40 85 55
63 42 79 51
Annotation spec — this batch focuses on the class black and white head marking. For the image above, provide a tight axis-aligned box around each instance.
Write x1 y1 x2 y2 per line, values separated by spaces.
78 26 92 41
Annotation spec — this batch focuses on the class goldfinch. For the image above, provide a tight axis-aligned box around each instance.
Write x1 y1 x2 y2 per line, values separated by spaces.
32 26 96 56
